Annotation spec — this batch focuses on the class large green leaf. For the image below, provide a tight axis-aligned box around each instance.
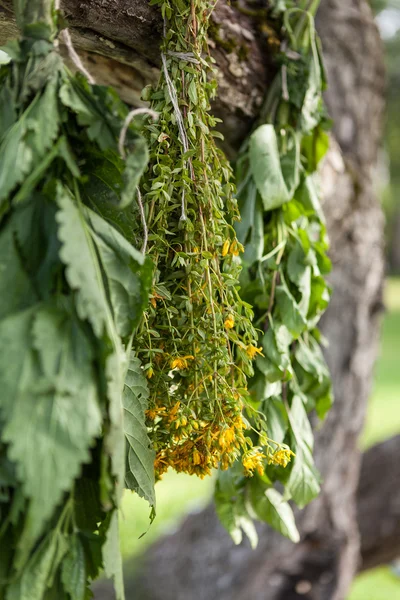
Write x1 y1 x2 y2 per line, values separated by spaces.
102 511 125 600
84 206 152 338
249 478 300 543
61 535 86 600
0 303 102 556
285 395 320 507
123 355 155 507
56 184 110 338
0 77 59 204
249 125 300 211
215 470 257 548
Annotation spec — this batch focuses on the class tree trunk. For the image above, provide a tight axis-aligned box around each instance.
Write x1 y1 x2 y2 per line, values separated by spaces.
0 1 387 598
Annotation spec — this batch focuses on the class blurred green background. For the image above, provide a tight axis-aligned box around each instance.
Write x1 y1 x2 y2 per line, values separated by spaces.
117 2 400 596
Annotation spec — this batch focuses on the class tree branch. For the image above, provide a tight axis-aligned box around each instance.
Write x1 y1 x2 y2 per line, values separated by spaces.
0 0 274 155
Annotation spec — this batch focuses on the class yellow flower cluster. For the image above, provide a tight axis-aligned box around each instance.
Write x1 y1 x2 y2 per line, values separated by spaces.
149 397 249 479
221 239 244 258
267 447 295 468
242 448 266 477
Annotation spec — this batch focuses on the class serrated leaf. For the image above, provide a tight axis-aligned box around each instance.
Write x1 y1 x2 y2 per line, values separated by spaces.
6 530 67 600
249 479 300 543
59 78 116 150
0 77 59 204
123 354 155 507
84 206 152 338
61 536 86 600
102 511 125 600
249 125 300 211
56 184 110 338
0 303 102 558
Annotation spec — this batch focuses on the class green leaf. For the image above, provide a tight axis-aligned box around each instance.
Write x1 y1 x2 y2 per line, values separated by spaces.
236 182 264 266
123 354 156 507
0 303 102 557
120 136 149 209
6 530 67 600
0 77 59 204
188 79 198 105
61 536 86 600
276 281 307 338
59 78 116 150
264 397 288 444
215 470 257 548
102 511 125 600
0 209 38 319
249 479 300 543
249 125 300 211
84 206 152 338
56 184 110 338
285 396 320 507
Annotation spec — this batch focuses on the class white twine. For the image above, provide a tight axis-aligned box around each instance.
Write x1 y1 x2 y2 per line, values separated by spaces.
161 52 191 221
61 28 96 84
166 51 200 65
118 108 159 255
135 187 148 254
118 107 159 159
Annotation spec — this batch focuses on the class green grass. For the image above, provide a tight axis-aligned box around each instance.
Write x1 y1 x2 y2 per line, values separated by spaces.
119 278 400 598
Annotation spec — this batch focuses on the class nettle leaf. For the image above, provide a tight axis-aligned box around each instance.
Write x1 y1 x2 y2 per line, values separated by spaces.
123 354 156 507
84 207 152 338
61 535 86 600
0 303 102 556
6 530 67 600
105 349 126 502
249 124 300 211
0 76 59 204
102 511 125 600
56 184 110 338
59 78 116 150
0 210 38 319
249 478 300 543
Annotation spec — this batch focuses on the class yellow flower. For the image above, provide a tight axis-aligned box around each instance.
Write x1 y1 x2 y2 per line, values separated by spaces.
229 240 239 256
246 345 264 359
146 366 154 379
242 449 265 477
222 239 230 257
219 427 236 448
269 448 295 468
224 314 235 329
170 355 195 370
145 406 166 420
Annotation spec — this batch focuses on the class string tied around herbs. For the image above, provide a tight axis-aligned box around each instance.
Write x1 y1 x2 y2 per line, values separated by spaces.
118 108 159 254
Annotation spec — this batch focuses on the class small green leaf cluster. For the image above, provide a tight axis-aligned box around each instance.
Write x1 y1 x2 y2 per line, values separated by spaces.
0 24 153 600
134 0 261 479
215 2 333 545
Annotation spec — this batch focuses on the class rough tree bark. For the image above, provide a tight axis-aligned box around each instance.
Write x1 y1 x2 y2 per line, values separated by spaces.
0 1 390 598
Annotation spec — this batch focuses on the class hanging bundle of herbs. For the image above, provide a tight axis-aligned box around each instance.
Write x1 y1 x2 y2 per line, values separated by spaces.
214 1 333 545
134 0 283 480
0 1 154 598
